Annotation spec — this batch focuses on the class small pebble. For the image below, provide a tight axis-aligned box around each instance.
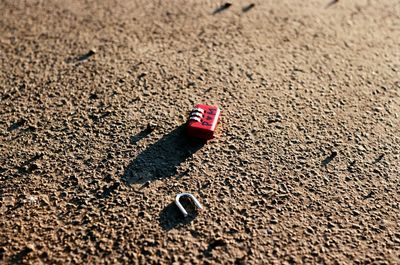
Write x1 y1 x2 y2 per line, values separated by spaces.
242 3 255 12
330 150 338 158
87 49 96 56
146 122 158 132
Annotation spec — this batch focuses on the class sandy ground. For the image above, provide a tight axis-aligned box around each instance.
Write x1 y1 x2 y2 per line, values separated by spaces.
1 0 399 264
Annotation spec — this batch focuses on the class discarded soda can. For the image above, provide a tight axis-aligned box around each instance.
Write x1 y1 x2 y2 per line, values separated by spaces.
175 193 203 217
187 104 221 140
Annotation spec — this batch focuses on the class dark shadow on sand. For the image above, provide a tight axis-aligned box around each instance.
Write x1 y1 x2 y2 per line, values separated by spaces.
159 200 198 231
242 3 255 13
212 3 231 15
76 50 96 62
322 151 337 166
65 50 96 63
122 125 205 185
9 247 33 264
7 119 26 131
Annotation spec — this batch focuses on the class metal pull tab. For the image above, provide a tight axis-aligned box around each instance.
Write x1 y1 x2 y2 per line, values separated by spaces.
175 193 203 217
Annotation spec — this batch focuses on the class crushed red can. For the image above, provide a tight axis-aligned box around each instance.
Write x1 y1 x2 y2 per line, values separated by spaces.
187 104 221 140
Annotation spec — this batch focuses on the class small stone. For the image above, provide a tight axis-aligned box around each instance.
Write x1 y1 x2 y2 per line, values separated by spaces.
41 196 50 206
88 48 96 55
141 181 151 189
331 150 338 158
25 243 35 252
138 211 151 220
146 122 157 132
242 3 255 12
352 210 360 216
0 247 6 257
305 226 315 234
138 72 147 79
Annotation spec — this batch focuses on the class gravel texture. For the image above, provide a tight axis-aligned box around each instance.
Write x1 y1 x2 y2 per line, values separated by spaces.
1 0 399 264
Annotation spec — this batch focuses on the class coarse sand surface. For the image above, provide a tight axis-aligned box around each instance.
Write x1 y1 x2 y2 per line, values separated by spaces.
1 0 399 264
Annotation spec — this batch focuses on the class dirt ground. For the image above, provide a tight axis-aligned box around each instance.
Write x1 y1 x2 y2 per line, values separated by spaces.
1 0 399 264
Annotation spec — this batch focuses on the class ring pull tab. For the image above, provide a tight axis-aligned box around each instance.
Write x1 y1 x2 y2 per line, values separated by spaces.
175 193 203 217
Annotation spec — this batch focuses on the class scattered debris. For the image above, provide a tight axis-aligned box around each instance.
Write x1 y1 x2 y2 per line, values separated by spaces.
146 122 158 133
175 193 203 217
140 180 151 189
325 0 339 8
77 49 96 62
212 3 232 15
322 150 338 166
331 150 338 157
242 3 255 12
87 49 96 56
138 72 147 79
305 226 315 235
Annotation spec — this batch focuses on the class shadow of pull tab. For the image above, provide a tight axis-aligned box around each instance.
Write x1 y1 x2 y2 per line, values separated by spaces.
175 193 203 217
